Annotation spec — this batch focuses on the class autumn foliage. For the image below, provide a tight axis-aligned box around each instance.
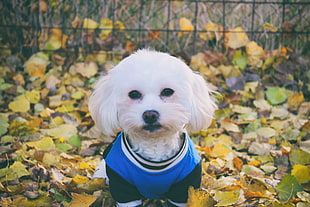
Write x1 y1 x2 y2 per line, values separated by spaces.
0 13 310 207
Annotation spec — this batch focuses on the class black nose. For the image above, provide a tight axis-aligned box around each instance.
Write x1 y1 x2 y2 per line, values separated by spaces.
142 110 160 124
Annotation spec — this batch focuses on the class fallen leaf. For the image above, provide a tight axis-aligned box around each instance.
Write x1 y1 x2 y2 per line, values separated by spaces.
9 95 31 113
178 17 194 37
266 87 288 105
26 136 55 151
200 22 219 41
72 174 89 184
227 27 249 49
74 62 98 78
263 23 278 32
214 190 240 206
0 115 9 136
83 18 99 34
69 193 97 207
187 187 216 207
232 50 247 70
99 18 113 40
210 143 232 158
288 92 304 111
246 41 265 67
276 174 303 201
291 165 310 184
221 119 240 132
44 124 78 139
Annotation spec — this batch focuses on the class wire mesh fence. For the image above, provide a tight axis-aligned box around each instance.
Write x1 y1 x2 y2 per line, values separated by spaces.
0 0 309 57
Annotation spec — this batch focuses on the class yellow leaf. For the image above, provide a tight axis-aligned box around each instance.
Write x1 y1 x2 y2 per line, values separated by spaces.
72 175 89 184
114 20 125 30
210 143 232 158
83 18 99 34
246 41 265 67
248 160 261 167
45 124 77 139
26 136 55 151
291 165 310 184
71 90 85 100
178 17 194 37
25 90 40 104
42 152 60 166
24 53 49 78
99 18 113 40
187 187 215 207
79 162 91 170
69 193 97 207
9 95 30 113
9 161 30 180
214 191 240 206
263 23 278 32
190 53 207 70
200 22 218 41
227 27 249 49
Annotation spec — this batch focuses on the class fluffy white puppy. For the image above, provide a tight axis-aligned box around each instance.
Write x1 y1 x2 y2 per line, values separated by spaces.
89 49 216 207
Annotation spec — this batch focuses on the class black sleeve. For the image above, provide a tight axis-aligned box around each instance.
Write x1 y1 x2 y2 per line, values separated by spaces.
166 163 202 203
106 165 143 203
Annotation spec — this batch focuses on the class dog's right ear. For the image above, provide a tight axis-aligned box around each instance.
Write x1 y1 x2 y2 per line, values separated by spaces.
88 72 120 136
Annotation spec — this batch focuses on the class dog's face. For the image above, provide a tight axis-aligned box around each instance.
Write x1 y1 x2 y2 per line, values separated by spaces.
89 50 216 138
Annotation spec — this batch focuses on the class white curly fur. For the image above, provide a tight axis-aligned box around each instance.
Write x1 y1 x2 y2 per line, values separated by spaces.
89 49 216 161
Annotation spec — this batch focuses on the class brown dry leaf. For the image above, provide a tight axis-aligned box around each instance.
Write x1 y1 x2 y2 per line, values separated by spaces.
246 41 265 67
187 187 216 207
227 27 249 49
69 193 97 207
148 30 160 40
74 62 98 78
288 92 304 111
233 157 244 171
72 16 82 28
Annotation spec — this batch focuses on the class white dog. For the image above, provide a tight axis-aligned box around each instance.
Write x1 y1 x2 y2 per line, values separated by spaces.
89 49 216 207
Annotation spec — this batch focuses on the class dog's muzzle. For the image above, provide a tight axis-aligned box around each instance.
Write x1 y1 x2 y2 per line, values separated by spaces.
142 110 162 132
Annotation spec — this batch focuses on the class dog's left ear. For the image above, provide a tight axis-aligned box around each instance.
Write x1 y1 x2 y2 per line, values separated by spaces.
187 72 217 133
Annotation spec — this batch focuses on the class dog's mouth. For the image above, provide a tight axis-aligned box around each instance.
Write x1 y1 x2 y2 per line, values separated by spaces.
142 123 162 132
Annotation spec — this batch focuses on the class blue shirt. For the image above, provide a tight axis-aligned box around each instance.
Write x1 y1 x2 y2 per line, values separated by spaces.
105 132 200 199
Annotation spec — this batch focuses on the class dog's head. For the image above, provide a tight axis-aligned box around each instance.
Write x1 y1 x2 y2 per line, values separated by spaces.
89 49 216 138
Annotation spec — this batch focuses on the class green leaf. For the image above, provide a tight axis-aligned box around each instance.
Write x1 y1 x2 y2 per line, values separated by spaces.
68 135 82 147
0 115 9 136
266 87 288 105
232 50 247 70
276 174 303 201
289 148 310 165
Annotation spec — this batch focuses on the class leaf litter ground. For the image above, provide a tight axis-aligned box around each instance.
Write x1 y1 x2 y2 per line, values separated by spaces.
0 28 310 207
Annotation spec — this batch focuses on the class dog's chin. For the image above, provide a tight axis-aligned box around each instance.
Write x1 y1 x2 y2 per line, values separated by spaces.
142 123 162 133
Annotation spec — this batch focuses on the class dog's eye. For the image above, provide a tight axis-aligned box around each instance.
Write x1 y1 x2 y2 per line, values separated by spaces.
160 88 174 97
128 90 142 100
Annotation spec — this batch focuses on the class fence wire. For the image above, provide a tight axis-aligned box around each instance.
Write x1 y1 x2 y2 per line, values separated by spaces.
0 0 309 57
